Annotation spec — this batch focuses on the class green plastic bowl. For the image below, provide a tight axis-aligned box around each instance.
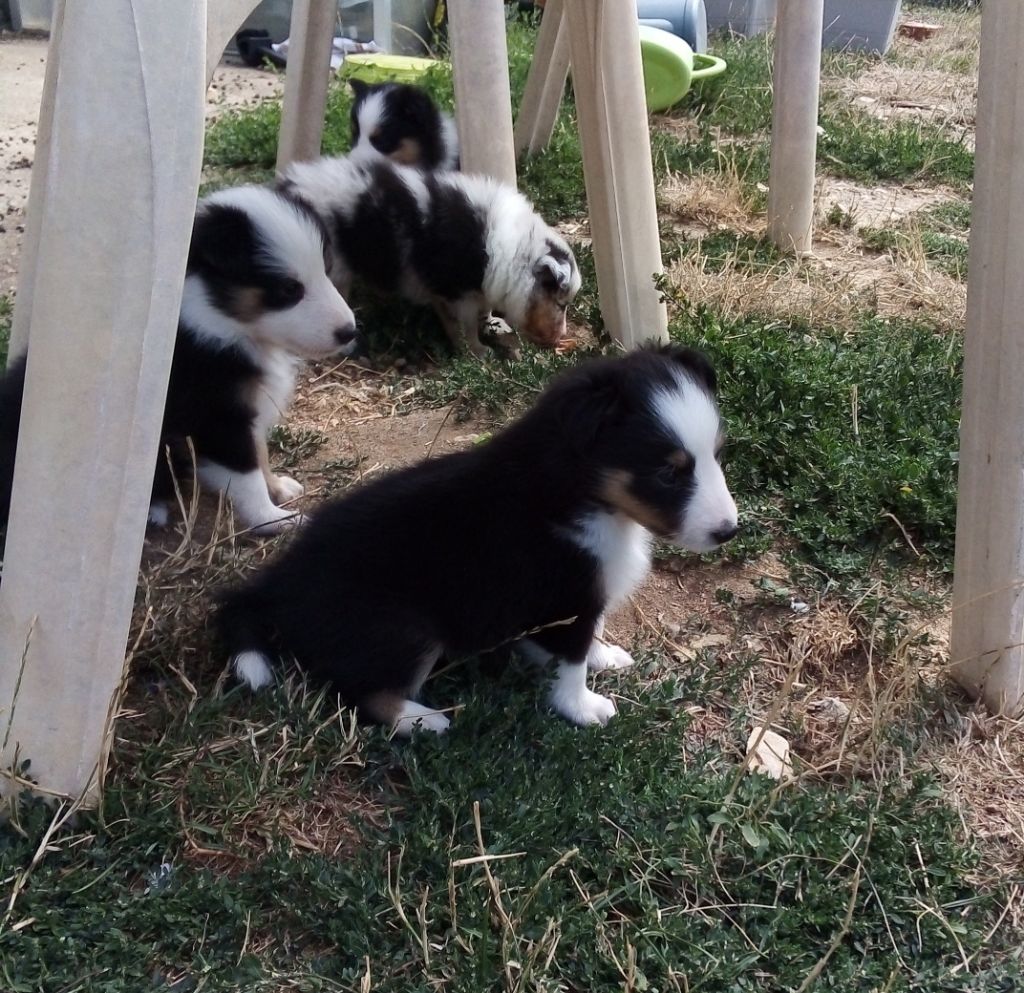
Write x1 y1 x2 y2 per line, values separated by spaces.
339 53 445 85
689 53 728 100
637 25 694 112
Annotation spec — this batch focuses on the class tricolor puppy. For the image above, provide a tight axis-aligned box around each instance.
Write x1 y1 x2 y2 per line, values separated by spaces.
278 153 580 356
217 345 739 735
0 185 358 536
349 79 459 172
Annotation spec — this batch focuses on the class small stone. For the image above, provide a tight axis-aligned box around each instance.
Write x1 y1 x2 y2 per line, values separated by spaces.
808 697 851 723
746 728 792 780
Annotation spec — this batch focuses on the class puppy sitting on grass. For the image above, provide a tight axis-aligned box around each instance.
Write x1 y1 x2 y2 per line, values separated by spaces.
218 345 739 735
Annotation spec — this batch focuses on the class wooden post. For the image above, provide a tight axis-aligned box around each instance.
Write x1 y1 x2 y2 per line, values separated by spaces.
514 0 570 158
276 0 336 172
564 0 667 348
950 0 1024 717
766 0 824 255
0 0 207 802
8 0 65 364
447 0 516 184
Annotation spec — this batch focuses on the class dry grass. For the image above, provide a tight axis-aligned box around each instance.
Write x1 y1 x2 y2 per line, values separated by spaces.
659 168 763 237
659 171 967 332
888 8 982 76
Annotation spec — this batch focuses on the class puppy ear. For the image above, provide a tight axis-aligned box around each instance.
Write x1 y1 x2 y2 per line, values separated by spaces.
542 359 630 454
534 255 571 294
349 77 369 100
656 344 718 395
188 203 257 279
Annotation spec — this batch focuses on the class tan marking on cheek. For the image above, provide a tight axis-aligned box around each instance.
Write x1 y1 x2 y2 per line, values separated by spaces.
229 287 264 322
600 470 675 536
520 298 566 348
667 449 694 470
391 137 423 165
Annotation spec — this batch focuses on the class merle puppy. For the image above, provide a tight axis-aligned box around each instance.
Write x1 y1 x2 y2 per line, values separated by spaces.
218 345 739 735
279 151 579 356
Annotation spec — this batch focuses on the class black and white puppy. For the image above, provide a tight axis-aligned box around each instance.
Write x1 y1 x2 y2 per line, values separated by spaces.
349 78 459 171
278 152 580 356
217 345 739 735
0 186 358 536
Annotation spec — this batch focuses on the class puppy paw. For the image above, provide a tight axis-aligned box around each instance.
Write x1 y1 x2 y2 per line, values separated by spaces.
269 474 304 504
394 710 451 736
587 643 635 671
553 688 617 727
250 509 304 536
148 502 170 527
234 651 274 690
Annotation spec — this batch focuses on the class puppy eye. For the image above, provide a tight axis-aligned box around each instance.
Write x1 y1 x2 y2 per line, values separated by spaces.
656 461 691 487
266 277 305 309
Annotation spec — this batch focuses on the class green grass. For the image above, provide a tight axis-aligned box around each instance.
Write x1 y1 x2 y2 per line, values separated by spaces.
671 306 963 574
818 113 974 187
3 663 1019 992
860 197 972 280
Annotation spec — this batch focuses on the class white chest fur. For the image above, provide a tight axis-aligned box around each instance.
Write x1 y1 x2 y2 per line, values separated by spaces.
252 347 299 433
571 511 653 609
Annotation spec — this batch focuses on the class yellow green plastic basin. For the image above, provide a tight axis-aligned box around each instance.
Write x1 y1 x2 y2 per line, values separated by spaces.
638 25 694 112
690 53 728 98
339 53 444 85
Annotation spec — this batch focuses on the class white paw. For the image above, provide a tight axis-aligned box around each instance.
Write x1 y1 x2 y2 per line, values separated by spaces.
249 509 304 536
394 710 451 737
148 502 170 527
587 643 635 671
552 687 617 727
234 651 273 690
269 474 304 504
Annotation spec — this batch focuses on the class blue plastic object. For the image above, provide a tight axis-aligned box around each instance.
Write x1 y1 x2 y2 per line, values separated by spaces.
636 0 708 54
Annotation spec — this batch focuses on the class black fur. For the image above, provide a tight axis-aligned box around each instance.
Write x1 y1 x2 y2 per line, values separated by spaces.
217 345 732 726
151 328 265 503
327 161 488 303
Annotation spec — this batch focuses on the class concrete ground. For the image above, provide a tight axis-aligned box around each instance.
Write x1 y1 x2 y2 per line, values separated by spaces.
0 33 284 297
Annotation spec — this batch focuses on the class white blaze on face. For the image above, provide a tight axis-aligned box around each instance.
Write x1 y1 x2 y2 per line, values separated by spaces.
651 375 738 554
234 186 357 358
354 89 388 150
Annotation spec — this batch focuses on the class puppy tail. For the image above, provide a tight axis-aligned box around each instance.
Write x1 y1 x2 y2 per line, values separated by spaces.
216 585 276 691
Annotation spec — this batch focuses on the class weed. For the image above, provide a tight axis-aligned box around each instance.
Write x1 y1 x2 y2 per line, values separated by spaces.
673 230 788 275
268 425 328 470
818 112 974 187
825 203 856 231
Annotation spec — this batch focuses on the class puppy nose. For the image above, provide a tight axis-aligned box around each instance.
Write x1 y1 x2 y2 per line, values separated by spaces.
334 324 358 347
711 523 739 545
